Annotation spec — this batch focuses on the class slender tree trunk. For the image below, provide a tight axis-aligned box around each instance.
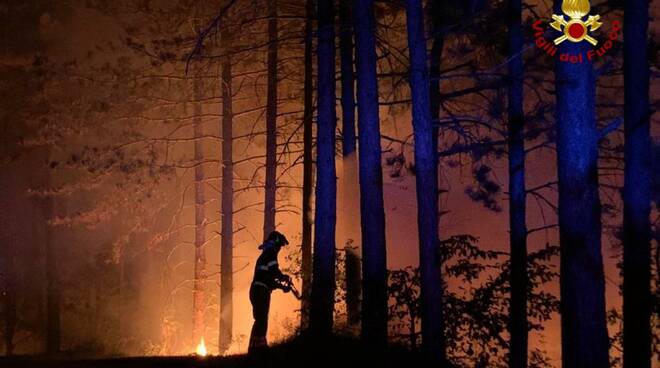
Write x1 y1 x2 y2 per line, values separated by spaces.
353 0 388 349
263 0 278 239
554 5 609 365
118 251 125 338
3 243 16 356
218 29 234 354
339 0 361 329
191 76 207 345
428 1 446 362
300 0 314 332
409 312 416 351
404 0 443 364
506 0 528 366
310 0 337 337
344 246 361 326
429 1 444 151
339 0 360 252
44 196 60 354
623 1 652 367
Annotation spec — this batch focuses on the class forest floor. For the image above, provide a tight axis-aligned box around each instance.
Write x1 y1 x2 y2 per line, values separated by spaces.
0 336 432 368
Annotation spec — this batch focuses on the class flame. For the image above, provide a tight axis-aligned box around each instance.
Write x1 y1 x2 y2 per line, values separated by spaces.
195 337 208 357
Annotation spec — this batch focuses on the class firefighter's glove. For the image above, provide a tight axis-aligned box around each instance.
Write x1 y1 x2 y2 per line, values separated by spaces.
280 274 291 283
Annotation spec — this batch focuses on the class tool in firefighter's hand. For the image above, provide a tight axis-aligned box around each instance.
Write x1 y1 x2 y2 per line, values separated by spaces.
276 277 301 300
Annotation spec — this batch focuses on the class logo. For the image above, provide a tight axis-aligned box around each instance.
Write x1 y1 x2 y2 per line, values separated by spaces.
549 0 601 45
533 0 621 63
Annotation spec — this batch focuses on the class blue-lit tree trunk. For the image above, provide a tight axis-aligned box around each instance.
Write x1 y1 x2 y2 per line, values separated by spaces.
339 0 361 327
310 0 337 337
554 16 609 368
623 1 652 367
404 0 443 363
218 28 233 354
353 0 388 348
506 0 528 366
429 1 444 140
300 0 314 332
263 0 278 239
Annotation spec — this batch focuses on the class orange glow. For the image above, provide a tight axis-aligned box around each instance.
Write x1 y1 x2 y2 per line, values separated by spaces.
195 337 208 357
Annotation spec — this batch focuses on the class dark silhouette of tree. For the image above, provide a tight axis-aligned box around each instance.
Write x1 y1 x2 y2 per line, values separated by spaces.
45 194 60 355
337 0 367 333
506 0 528 366
263 0 279 239
339 0 360 255
404 0 443 363
388 236 560 367
2 243 16 355
622 0 652 367
388 267 420 350
218 27 234 354
554 1 610 365
300 0 315 332
310 0 337 337
345 244 361 326
429 0 445 152
353 0 388 349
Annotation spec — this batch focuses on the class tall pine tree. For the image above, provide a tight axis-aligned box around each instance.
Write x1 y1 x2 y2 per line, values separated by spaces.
554 2 609 367
353 0 388 349
507 0 528 366
623 0 652 367
310 0 337 337
263 0 278 239
404 0 443 363
218 26 234 354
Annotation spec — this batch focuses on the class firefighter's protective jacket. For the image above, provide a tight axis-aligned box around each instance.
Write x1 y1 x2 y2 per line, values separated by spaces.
251 240 287 291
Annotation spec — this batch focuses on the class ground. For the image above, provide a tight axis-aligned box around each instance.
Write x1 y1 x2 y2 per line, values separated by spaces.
0 336 432 368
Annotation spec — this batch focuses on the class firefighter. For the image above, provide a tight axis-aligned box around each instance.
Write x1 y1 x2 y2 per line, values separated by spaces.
248 230 292 355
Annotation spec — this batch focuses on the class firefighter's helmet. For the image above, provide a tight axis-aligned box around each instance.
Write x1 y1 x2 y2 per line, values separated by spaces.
260 230 289 249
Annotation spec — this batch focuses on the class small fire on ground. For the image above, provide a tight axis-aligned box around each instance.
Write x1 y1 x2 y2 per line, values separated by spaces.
195 337 208 357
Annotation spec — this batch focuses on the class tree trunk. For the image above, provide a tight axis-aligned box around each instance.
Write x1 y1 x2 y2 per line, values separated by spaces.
353 0 388 349
263 0 278 239
309 0 337 337
3 243 16 356
191 76 207 345
623 1 652 367
404 0 443 363
300 0 314 330
339 0 360 253
429 0 444 151
44 196 60 354
118 249 125 339
554 11 609 366
428 1 446 363
218 29 234 355
409 312 416 351
339 0 361 329
344 246 361 326
506 0 528 366
300 0 314 332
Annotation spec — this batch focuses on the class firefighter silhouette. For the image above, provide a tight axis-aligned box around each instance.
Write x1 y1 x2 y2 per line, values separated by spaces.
248 230 292 355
